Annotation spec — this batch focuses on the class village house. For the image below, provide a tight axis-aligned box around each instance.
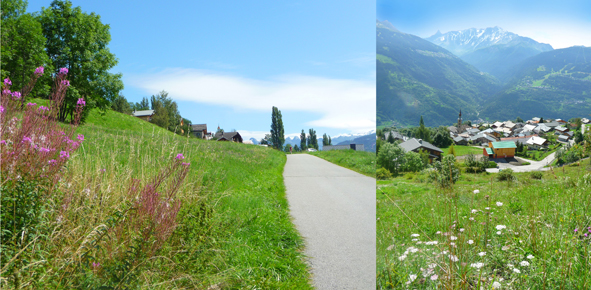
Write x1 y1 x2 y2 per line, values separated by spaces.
501 134 538 145
526 136 548 150
191 124 208 139
453 136 468 145
215 131 243 143
399 138 443 163
385 131 407 142
483 141 517 159
132 110 155 122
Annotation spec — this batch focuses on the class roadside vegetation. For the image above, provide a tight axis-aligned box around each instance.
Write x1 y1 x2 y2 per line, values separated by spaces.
309 149 375 177
1 71 310 289
377 164 591 289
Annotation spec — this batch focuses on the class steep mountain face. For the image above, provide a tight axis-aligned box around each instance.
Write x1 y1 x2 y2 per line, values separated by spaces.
426 27 553 82
376 21 501 127
482 46 591 121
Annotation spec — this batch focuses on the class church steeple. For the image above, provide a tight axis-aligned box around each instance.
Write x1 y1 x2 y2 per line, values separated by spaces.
457 109 462 128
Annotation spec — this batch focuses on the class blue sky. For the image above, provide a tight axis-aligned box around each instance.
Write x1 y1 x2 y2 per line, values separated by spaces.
377 0 591 49
27 0 376 140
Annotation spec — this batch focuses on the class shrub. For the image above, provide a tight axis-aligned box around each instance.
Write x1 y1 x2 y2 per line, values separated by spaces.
377 167 393 180
530 171 543 180
522 162 531 165
404 172 415 180
497 168 515 181
429 155 460 188
487 161 497 168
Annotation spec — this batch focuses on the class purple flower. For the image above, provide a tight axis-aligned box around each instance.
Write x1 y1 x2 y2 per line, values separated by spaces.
182 162 190 166
175 153 184 160
59 67 68 75
0 105 4 114
100 168 106 173
22 136 32 143
27 102 37 107
92 262 100 268
575 228 578 233
61 80 70 87
60 151 70 159
0 140 6 144
40 147 50 153
77 98 86 106
77 134 84 141
48 159 57 164
35 66 44 75
4 78 11 86
12 91 21 99
3 89 10 95
38 106 49 111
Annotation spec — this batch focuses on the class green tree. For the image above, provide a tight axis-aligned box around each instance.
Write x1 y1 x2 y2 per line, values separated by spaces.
294 144 300 152
308 128 318 150
387 132 395 144
1 0 53 100
575 131 584 144
377 143 406 175
270 106 285 150
448 144 457 157
111 94 132 114
300 130 307 151
132 97 150 111
418 149 430 167
149 91 181 132
39 0 123 122
322 133 329 146
260 134 271 145
416 115 432 143
404 151 424 172
515 116 524 123
328 135 331 145
429 155 460 188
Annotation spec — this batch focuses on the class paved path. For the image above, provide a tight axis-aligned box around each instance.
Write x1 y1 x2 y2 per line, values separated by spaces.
284 154 376 289
486 152 556 173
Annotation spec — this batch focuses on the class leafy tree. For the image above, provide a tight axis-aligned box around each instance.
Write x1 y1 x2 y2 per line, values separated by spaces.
403 151 424 172
416 115 432 143
575 131 584 144
38 0 123 122
322 133 329 146
270 106 285 150
432 128 452 148
294 144 300 152
376 138 384 155
132 97 150 111
300 130 307 151
463 120 472 126
377 143 405 175
387 132 395 144
260 134 271 145
429 155 460 188
111 94 132 114
328 135 331 145
515 116 524 123
418 149 430 167
150 91 181 133
283 143 291 153
539 117 544 123
1 0 52 100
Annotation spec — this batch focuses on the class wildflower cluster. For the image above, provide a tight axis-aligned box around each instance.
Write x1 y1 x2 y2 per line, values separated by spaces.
1 67 85 186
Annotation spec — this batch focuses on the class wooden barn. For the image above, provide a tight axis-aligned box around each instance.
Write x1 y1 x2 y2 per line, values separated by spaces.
484 141 516 158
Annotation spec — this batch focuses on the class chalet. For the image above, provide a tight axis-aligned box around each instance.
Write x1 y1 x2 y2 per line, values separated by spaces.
385 131 407 142
453 136 468 145
191 124 208 139
555 126 569 134
470 133 496 144
558 135 570 142
448 126 459 134
399 138 443 163
501 134 537 145
492 121 504 128
481 128 500 138
484 141 516 159
531 117 541 123
466 128 481 136
215 131 243 143
534 124 551 134
544 121 561 129
526 136 548 150
522 124 537 132
132 110 155 122
582 118 590 124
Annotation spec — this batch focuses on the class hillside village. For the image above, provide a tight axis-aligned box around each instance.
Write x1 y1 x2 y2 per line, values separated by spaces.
377 110 590 177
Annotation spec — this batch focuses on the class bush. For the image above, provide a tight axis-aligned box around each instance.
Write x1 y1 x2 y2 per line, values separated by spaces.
487 161 497 168
377 167 393 180
497 168 515 181
522 162 531 165
530 171 543 180
429 155 460 188
404 172 415 180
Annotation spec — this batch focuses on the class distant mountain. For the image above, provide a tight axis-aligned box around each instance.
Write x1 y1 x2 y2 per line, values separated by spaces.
481 46 591 121
426 27 553 82
336 133 377 152
249 138 259 145
376 21 501 127
283 131 375 151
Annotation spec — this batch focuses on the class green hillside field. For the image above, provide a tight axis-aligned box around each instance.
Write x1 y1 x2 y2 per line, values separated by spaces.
2 105 311 289
377 164 591 289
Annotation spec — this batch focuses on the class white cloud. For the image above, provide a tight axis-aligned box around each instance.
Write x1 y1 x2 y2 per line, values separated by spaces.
129 68 376 132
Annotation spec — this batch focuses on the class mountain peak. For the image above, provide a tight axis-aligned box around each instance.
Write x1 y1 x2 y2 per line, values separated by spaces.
376 19 399 32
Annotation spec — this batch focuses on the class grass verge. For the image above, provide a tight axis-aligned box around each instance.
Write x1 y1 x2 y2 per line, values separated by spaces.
309 149 376 177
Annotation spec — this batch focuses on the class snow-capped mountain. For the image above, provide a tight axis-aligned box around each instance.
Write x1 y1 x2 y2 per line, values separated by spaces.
426 27 551 56
282 130 376 151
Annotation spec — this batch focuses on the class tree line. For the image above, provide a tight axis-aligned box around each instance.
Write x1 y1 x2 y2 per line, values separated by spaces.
1 0 123 123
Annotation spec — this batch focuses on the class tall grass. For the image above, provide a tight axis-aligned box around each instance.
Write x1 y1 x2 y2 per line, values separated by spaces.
1 107 310 288
377 165 591 289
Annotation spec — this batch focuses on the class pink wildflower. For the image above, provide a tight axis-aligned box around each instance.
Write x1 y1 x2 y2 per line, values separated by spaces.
182 162 190 166
77 134 84 141
575 228 578 233
61 80 70 87
0 105 4 113
38 106 49 111
40 147 50 152
22 136 32 143
27 102 37 107
3 89 10 95
35 66 44 75
48 159 57 164
77 98 86 106
60 151 70 159
12 91 21 99
59 67 69 74
4 78 11 86
176 153 184 160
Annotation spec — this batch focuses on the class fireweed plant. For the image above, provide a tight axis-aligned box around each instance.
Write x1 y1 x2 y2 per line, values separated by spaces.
0 67 191 288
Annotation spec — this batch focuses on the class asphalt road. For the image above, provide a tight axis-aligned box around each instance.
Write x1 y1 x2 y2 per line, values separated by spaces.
284 154 376 289
486 152 556 173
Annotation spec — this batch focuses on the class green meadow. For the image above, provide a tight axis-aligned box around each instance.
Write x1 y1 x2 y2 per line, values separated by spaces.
2 107 310 289
377 164 591 289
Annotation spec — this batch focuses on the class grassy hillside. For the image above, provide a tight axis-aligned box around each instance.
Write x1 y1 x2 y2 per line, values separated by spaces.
3 107 310 289
377 164 591 289
376 23 501 128
309 149 376 177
